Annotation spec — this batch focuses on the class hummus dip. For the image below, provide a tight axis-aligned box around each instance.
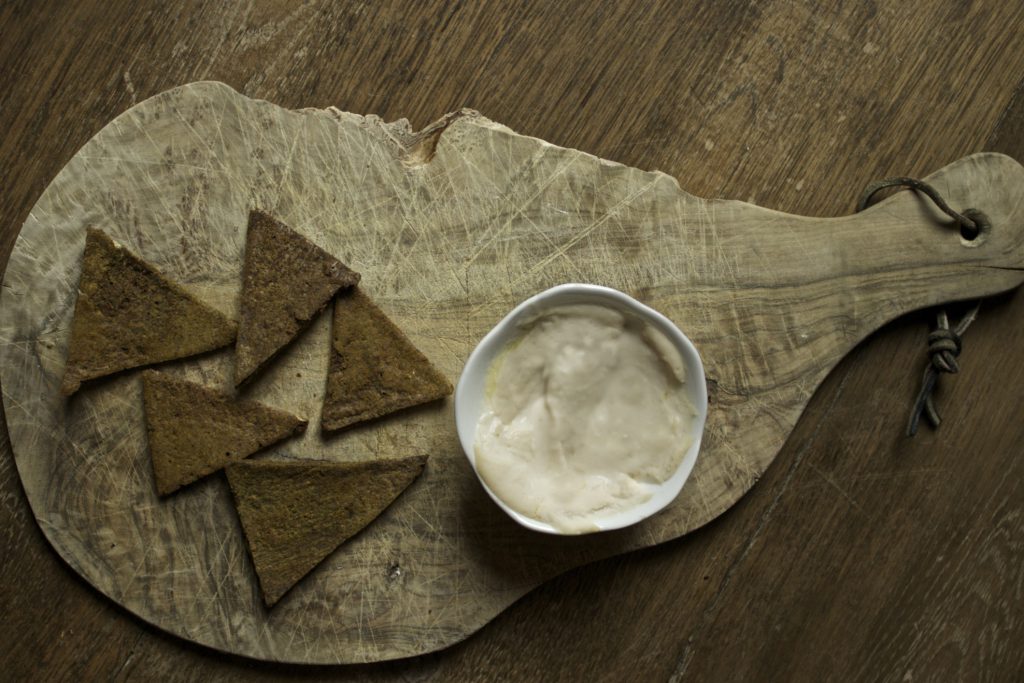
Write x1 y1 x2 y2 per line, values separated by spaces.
474 304 694 533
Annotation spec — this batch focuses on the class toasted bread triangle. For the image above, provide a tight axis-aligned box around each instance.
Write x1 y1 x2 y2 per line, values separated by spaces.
234 211 360 386
321 288 453 433
60 229 237 396
225 455 428 607
142 370 307 496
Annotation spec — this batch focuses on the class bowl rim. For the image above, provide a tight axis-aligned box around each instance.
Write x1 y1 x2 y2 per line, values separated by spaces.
454 283 708 535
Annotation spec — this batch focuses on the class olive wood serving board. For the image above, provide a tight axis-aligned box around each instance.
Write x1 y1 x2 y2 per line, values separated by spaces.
2 82 1022 664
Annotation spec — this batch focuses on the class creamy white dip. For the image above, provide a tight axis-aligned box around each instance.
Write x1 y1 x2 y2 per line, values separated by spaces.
474 304 693 533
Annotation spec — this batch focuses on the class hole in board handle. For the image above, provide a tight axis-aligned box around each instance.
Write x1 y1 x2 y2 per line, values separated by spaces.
959 209 990 247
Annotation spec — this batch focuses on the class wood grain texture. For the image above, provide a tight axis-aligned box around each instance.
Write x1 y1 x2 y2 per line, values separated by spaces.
3 80 1022 663
2 0 1023 680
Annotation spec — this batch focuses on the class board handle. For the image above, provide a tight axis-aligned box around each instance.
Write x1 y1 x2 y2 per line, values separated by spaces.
727 153 1024 344
842 152 1023 297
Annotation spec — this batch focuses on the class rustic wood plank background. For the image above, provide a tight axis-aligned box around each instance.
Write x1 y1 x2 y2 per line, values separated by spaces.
2 0 1022 680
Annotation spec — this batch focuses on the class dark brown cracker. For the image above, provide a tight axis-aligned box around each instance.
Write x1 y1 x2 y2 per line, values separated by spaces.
60 228 237 396
142 370 307 496
225 455 428 607
321 287 453 433
234 210 360 386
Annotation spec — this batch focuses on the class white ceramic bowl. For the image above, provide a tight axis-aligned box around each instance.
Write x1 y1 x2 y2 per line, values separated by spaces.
455 283 708 534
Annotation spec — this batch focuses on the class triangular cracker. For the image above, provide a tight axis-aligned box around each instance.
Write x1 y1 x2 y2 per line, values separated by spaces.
234 210 360 386
321 288 452 433
225 455 428 606
142 370 307 496
60 228 236 396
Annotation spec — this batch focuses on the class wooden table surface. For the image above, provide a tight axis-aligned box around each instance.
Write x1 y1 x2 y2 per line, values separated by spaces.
2 1 1022 680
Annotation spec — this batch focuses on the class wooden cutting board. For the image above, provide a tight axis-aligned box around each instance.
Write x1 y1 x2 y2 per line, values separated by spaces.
2 82 1022 664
